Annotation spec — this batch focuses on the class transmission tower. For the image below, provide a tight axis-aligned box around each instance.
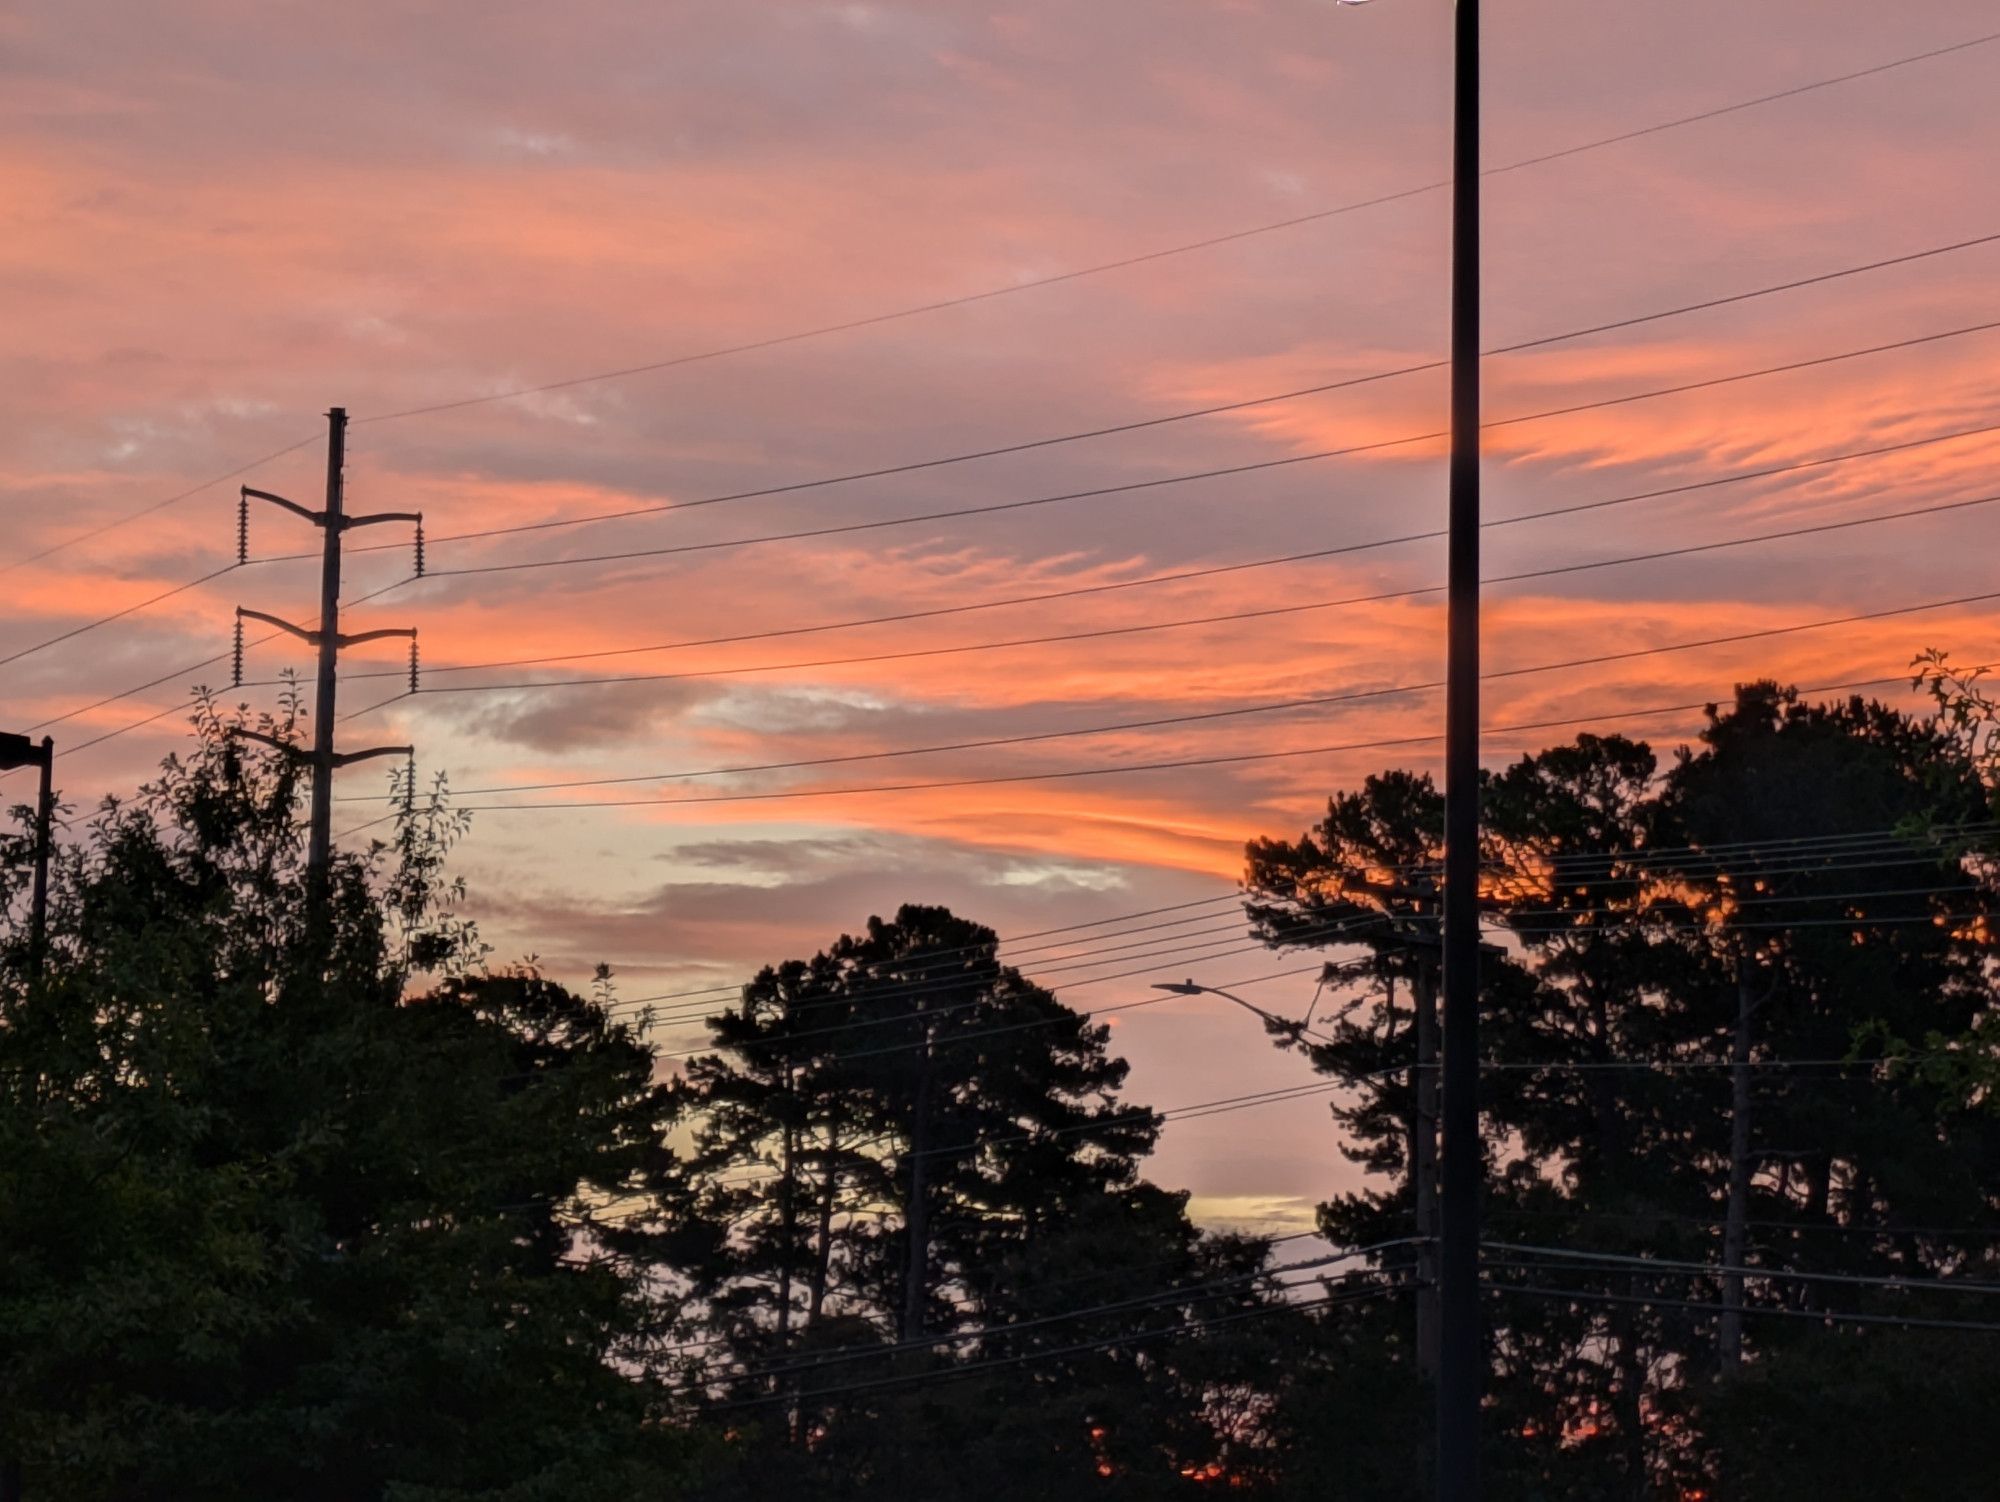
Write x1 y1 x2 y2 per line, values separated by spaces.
231 407 423 884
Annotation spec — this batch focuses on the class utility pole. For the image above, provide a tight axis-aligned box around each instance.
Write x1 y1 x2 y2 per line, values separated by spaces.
1 738 52 1501
233 408 423 893
0 733 54 974
1437 0 1485 1496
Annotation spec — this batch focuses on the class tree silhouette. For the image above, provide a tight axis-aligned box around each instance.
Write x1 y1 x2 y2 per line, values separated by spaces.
0 695 688 1500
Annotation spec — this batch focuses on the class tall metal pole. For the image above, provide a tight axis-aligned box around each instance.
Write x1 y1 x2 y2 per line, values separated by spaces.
30 738 52 973
306 407 347 881
1437 0 1483 1496
233 419 417 899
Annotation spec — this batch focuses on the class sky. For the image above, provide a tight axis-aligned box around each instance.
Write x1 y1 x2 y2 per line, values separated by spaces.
4 0 1999 1233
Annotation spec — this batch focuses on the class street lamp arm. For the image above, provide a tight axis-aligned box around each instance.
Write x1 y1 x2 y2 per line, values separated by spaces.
1150 979 1307 1036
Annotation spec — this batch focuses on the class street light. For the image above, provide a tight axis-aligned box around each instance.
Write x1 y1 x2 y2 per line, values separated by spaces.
0 733 54 968
1150 979 1311 1040
1326 0 1485 1490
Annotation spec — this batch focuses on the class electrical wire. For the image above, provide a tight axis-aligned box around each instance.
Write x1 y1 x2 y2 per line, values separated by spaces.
437 665 1986 812
602 823 1983 1020
0 431 321 578
29 395 2000 738
671 1238 1416 1385
342 493 2000 725
1484 1241 2000 1297
1483 1280 2000 1336
412 318 2000 583
694 1280 1412 1412
572 864 1992 1036
649 1224 1334 1363
15 28 1997 635
346 585 2000 796
349 232 2000 552
357 28 2000 427
648 951 1371 1051
343 412 2000 682
608 928 1328 1032
1484 1206 2000 1242
0 565 240 672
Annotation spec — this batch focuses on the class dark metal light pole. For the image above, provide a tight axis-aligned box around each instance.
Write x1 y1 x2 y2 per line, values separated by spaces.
0 733 55 970
0 736 42 1502
1437 0 1484 1496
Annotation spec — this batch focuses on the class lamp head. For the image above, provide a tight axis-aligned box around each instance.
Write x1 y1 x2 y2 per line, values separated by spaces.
0 733 46 772
1151 980 1206 996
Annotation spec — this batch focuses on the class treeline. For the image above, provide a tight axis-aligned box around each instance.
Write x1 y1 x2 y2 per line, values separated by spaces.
0 666 1995 1500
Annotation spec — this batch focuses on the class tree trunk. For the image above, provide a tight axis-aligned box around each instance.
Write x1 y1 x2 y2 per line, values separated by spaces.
900 1043 936 1342
1613 1311 1649 1499
1800 1155 1833 1314
807 1129 840 1327
1413 958 1442 1382
1719 969 1757 1373
775 1067 798 1347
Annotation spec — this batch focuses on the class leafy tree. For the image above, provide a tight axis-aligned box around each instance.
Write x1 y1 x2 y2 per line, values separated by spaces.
0 694 689 1500
1700 1330 2000 1500
1244 682 2000 1498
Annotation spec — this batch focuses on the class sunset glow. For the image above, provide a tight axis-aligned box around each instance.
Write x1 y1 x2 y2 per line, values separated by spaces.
5 0 1998 1228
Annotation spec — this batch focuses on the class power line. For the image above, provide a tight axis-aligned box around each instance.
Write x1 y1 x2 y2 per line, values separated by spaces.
1480 877 1980 924
357 29 2000 427
1484 1206 2000 1242
0 432 321 578
647 950 1369 1049
695 1281 1412 1412
437 666 1988 813
341 413 2000 682
628 918 1308 1027
350 231 2000 552
593 824 1982 1020
667 1055 1973 1195
1485 1241 2000 1297
1278 842 1992 910
22 351 2000 703
670 1239 1419 1390
13 27 1995 628
412 318 2000 583
1496 910 1985 939
608 916 1328 1024
341 493 2000 725
623 848 1987 1033
1501 825 1997 880
0 565 239 672
348 586 2000 797
624 951 1339 1036
1483 1280 2000 1336
648 1225 1333 1362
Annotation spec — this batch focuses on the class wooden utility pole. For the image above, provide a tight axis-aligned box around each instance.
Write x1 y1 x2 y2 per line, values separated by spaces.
1437 0 1485 1496
233 408 423 889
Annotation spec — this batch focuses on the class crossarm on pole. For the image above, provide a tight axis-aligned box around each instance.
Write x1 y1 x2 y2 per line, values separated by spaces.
228 726 309 760
332 744 415 769
337 627 417 648
237 607 318 645
241 487 321 526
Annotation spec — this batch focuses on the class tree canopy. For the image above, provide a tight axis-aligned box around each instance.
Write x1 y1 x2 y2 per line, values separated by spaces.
3 672 1997 1498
